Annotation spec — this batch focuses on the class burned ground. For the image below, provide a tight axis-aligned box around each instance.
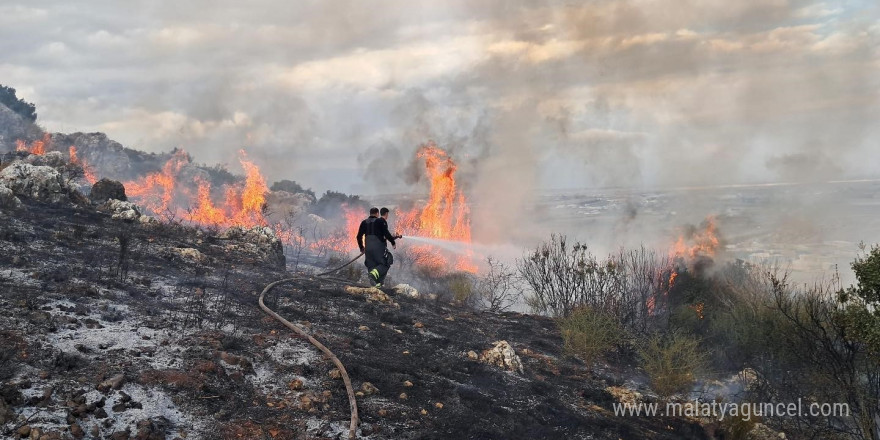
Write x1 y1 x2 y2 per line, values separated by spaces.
0 198 707 440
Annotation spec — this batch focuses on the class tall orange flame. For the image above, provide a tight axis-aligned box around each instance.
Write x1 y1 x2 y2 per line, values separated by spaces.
396 142 477 273
398 143 472 242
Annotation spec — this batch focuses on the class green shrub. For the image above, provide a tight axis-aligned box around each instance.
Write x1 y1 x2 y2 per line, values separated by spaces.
639 331 707 399
447 272 476 305
558 307 625 366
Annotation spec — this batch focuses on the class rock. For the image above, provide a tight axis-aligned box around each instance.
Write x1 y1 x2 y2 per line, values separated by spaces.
49 132 132 179
97 374 125 393
392 284 419 299
344 286 393 304
480 341 524 374
138 215 158 225
378 409 388 417
169 247 206 264
24 151 66 168
399 393 408 400
420 408 428 415
358 325 369 331
0 162 76 204
288 379 303 391
435 402 444 409
467 350 479 360
90 178 126 203
18 425 31 437
0 183 21 210
361 382 378 395
413 322 424 328
403 380 413 388
218 226 285 268
70 423 84 439
98 199 141 221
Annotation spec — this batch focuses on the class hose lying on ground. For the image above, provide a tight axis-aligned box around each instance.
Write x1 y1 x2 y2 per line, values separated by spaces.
258 252 365 440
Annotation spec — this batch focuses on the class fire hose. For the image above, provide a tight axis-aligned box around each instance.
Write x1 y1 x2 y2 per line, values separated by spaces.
258 251 365 440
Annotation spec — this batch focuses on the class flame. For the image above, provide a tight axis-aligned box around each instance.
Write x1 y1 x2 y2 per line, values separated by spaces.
187 151 268 228
398 143 472 242
229 151 269 227
15 134 51 155
189 177 227 225
395 142 477 273
124 150 190 219
124 149 270 229
68 146 98 184
670 215 720 261
649 216 720 317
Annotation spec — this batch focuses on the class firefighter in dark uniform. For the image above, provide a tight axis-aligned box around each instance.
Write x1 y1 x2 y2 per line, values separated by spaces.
356 207 400 288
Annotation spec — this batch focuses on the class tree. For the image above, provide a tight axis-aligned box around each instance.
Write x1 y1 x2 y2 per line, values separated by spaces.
270 179 316 200
0 85 37 122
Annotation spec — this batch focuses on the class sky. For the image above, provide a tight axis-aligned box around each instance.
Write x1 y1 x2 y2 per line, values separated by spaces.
0 0 877 197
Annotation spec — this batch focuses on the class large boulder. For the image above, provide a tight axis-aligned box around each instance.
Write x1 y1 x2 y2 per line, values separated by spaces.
90 178 127 203
0 161 74 204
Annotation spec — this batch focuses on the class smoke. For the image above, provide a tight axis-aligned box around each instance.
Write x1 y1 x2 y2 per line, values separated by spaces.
1 0 878 275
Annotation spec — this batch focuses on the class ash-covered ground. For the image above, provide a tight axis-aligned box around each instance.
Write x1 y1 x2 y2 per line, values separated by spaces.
0 173 711 439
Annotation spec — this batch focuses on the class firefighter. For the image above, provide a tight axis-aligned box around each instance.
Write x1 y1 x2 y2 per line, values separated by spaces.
356 207 400 288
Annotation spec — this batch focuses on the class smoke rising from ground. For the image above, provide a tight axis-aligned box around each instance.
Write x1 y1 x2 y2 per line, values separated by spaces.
1 0 878 257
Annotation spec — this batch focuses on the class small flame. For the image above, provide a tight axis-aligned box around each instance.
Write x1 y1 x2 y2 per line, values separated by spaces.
69 146 98 184
15 134 51 155
670 215 720 261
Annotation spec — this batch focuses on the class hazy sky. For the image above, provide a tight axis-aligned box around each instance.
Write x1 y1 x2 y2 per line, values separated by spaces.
1 0 877 195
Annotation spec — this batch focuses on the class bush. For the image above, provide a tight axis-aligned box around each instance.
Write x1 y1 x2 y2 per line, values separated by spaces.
518 236 670 333
558 307 626 366
476 257 520 312
447 272 476 305
638 331 706 399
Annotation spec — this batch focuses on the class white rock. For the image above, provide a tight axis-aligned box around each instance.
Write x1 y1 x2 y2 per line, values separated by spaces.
392 284 420 299
23 151 66 168
480 340 524 374
102 199 141 221
0 162 71 204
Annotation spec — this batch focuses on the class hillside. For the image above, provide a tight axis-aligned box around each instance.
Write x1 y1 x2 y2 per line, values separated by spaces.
0 151 710 439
